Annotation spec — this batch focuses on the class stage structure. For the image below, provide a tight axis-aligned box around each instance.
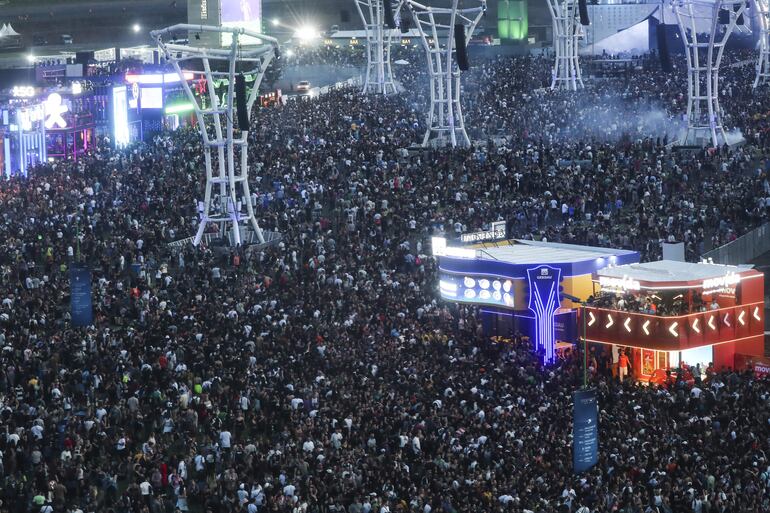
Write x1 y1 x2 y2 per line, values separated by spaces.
671 0 748 147
404 0 486 147
546 0 584 90
152 24 279 247
756 0 770 88
355 0 399 94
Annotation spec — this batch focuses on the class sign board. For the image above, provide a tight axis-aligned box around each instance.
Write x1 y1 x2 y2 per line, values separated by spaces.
460 220 507 244
573 388 599 473
70 265 94 327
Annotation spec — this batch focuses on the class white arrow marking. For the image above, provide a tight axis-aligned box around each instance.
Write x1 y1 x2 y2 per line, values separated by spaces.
724 313 731 327
692 318 700 334
587 311 596 327
642 320 650 336
605 314 614 329
738 311 746 326
708 315 716 330
624 317 632 333
754 307 762 322
669 322 679 337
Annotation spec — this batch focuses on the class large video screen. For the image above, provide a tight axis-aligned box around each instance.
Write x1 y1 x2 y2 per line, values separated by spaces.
438 273 515 309
221 0 262 45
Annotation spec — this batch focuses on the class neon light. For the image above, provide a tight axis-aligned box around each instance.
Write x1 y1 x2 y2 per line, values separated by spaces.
164 103 195 114
605 314 614 329
623 317 631 333
585 333 763 352
587 312 596 327
692 318 700 334
702 272 741 294
125 71 195 84
754 307 761 321
738 311 746 326
708 315 716 330
724 313 731 327
668 322 679 337
642 320 650 335
526 265 561 364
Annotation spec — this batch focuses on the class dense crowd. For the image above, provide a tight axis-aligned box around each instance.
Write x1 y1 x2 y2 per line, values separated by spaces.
1 48 770 513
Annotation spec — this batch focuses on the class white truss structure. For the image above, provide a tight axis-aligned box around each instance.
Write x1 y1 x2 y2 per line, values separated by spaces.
546 0 584 91
355 0 399 94
756 0 770 88
151 24 279 246
404 0 486 147
671 0 747 147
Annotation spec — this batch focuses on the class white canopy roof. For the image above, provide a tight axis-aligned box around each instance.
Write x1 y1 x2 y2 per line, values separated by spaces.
597 260 755 284
0 24 21 37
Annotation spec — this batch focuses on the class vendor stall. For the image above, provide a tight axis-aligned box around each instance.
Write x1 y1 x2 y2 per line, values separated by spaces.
583 260 765 382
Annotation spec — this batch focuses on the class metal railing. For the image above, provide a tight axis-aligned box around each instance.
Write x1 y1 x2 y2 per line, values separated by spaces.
702 222 770 265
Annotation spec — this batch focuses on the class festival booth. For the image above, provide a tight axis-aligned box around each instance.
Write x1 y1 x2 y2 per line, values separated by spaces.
123 71 195 142
433 236 640 362
0 83 110 176
584 261 765 382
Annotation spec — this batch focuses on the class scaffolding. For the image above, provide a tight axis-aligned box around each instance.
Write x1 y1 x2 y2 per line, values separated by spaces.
672 0 748 146
355 0 399 94
151 24 279 247
756 0 770 88
404 0 486 147
546 0 584 90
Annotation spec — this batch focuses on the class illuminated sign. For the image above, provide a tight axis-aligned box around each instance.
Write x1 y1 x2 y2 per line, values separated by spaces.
438 273 514 308
460 227 506 243
12 86 35 98
702 272 740 294
527 265 561 363
71 81 82 95
112 86 130 148
598 275 640 293
44 93 68 129
431 237 476 259
200 0 208 20
17 104 45 131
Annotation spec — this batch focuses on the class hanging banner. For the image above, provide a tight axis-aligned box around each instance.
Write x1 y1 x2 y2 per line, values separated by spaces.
70 265 94 327
573 388 598 473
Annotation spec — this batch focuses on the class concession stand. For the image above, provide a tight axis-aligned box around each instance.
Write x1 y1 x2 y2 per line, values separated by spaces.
584 261 765 381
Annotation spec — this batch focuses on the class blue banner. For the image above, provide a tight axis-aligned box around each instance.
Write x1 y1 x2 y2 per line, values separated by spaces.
573 388 598 473
70 265 93 327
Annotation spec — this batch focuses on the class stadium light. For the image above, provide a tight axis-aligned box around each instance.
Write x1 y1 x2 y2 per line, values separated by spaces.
272 18 280 27
295 25 319 42
26 54 35 63
286 49 295 57
133 24 141 33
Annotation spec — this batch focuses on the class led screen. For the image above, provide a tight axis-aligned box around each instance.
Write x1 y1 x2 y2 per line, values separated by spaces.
438 273 515 308
140 87 164 109
112 86 129 148
221 0 262 46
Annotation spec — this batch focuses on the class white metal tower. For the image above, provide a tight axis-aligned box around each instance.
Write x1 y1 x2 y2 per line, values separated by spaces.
404 0 486 147
546 0 584 90
355 0 399 94
671 0 748 147
151 24 279 247
756 0 770 88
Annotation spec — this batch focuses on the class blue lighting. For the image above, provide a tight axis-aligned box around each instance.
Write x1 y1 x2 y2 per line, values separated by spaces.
526 265 562 364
